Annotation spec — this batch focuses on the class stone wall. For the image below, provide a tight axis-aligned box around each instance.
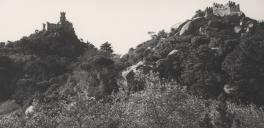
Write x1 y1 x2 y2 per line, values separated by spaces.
45 12 74 32
213 7 231 16
47 22 58 32
212 1 240 17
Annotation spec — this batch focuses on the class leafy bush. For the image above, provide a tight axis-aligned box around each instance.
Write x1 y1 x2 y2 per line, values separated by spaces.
1 73 264 128
0 56 20 101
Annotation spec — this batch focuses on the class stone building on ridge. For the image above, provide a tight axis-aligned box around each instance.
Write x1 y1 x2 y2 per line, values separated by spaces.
213 1 241 16
43 12 74 32
205 1 242 17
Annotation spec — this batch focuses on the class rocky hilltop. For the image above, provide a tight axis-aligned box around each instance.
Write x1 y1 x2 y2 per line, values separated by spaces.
122 2 264 105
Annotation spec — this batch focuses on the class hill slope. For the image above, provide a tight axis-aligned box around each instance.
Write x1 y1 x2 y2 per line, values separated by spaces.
122 8 264 105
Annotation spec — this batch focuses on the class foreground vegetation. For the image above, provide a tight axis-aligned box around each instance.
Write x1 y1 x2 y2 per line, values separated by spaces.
0 73 264 128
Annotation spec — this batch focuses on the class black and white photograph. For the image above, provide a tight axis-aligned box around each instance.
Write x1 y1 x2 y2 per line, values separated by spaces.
0 0 264 127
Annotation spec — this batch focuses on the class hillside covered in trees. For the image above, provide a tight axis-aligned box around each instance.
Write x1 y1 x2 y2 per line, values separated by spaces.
1 2 264 128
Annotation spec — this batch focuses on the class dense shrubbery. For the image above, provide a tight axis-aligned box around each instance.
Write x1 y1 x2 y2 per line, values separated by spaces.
0 30 96 103
0 56 20 101
75 54 120 99
12 31 86 58
1 73 264 128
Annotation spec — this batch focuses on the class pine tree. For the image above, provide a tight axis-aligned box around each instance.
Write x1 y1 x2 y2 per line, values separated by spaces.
100 42 113 54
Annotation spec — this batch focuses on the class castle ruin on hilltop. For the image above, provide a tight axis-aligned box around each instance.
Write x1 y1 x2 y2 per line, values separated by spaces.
205 1 242 17
42 12 74 32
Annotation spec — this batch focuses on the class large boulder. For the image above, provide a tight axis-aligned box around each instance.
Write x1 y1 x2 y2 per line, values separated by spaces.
234 26 242 33
179 17 207 36
173 20 190 33
223 84 239 94
155 49 181 79
167 49 179 57
121 61 152 93
171 22 184 30
191 17 207 30
245 22 255 33
179 21 193 35
240 18 257 34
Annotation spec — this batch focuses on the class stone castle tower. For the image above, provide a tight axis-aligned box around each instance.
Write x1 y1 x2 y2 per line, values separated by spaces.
60 12 66 23
205 1 242 17
44 12 74 32
212 1 241 17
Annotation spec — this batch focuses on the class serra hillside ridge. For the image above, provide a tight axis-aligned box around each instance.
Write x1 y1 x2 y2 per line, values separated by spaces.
122 1 264 105
0 1 264 128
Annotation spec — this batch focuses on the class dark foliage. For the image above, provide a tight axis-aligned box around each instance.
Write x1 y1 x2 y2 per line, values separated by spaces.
124 13 264 105
13 31 86 58
0 29 120 105
0 56 20 101
100 42 114 55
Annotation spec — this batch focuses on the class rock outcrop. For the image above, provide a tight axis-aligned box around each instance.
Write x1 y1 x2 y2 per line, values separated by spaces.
124 5 264 104
179 17 207 35
179 21 193 35
121 61 152 93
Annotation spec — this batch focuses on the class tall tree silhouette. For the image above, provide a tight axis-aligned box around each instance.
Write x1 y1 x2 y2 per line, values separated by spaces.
100 42 113 54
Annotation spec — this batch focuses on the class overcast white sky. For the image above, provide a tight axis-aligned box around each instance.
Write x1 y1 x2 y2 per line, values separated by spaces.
0 0 263 54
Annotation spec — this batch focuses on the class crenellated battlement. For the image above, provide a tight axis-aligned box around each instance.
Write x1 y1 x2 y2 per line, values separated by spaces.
43 12 74 32
213 1 239 9
209 1 241 17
